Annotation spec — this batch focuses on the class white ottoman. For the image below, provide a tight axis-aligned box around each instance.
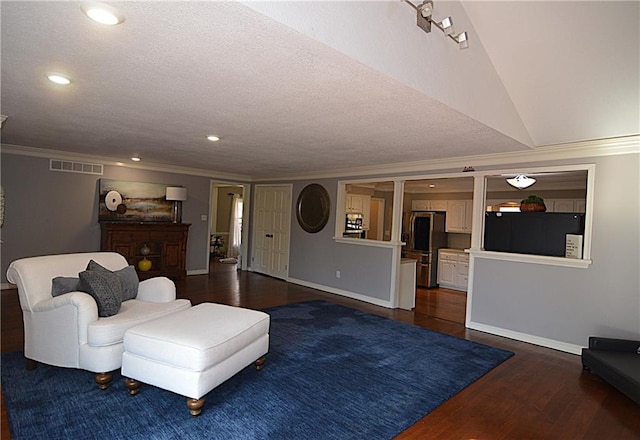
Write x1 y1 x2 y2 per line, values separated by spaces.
121 303 270 416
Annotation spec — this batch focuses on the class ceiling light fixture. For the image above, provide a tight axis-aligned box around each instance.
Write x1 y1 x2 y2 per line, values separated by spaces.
405 0 469 50
80 2 125 25
207 135 220 142
46 72 72 85
506 174 536 190
131 156 141 162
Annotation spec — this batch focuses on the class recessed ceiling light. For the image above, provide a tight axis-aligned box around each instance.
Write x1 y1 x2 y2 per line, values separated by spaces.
207 135 220 142
81 2 125 25
429 184 436 188
131 156 141 162
46 72 72 85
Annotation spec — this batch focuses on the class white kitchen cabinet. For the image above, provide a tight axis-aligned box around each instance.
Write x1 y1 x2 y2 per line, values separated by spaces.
411 200 447 211
456 259 469 290
437 249 469 291
346 194 364 213
437 252 456 286
553 199 575 212
446 200 472 233
544 199 586 213
346 194 371 229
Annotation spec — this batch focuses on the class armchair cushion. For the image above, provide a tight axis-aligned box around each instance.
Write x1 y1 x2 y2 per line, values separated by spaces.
87 298 191 347
51 277 80 297
87 260 139 301
78 270 123 317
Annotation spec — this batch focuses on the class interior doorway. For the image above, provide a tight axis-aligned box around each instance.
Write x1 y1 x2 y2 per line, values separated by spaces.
209 182 250 272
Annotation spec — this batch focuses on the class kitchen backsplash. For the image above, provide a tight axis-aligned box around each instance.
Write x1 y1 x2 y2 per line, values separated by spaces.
447 233 471 250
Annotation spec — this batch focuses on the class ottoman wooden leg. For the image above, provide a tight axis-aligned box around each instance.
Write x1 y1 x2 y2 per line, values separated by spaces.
95 372 113 390
255 356 266 371
187 398 205 416
124 378 141 396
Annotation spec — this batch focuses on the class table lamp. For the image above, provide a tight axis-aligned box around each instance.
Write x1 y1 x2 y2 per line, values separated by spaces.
166 186 187 223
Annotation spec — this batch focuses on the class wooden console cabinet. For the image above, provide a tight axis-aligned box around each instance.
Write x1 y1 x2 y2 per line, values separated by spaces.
100 222 190 280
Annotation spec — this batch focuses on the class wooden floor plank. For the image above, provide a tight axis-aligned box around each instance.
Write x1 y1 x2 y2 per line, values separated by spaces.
2 263 638 439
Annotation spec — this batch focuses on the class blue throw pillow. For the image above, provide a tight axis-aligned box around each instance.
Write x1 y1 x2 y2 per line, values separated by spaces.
51 277 80 297
87 260 139 301
78 270 123 317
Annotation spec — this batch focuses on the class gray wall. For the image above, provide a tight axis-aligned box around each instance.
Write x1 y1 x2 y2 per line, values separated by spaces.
282 154 639 347
4 150 638 348
469 154 640 345
288 179 393 301
1 153 213 283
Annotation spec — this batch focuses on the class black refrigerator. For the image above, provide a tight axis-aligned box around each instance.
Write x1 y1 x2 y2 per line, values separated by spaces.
484 212 585 257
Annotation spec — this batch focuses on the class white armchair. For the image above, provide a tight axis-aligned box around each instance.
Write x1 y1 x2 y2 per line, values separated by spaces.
6 252 191 389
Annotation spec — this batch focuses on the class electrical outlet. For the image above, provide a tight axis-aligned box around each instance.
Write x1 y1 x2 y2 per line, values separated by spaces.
200 215 208 221
336 270 341 279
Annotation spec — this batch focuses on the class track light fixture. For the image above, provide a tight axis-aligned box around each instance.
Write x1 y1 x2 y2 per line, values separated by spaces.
405 0 469 50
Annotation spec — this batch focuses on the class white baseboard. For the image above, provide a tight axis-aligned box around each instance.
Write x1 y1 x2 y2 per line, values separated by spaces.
467 320 584 355
186 269 209 276
1 282 16 290
287 277 394 309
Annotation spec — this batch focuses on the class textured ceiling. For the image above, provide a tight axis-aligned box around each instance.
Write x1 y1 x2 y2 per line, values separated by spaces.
1 1 638 179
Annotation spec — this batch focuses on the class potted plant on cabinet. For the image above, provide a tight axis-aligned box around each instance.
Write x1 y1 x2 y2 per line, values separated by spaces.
520 195 546 212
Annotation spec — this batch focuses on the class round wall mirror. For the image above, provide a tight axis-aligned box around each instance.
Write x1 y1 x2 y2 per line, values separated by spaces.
296 184 331 233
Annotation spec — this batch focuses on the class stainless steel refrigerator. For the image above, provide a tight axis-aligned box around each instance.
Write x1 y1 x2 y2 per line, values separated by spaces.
404 211 447 287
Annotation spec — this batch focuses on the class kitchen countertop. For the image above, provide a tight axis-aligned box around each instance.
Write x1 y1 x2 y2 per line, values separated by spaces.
439 248 469 254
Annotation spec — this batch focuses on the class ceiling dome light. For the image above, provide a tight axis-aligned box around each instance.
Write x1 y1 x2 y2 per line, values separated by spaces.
131 156 141 162
81 2 125 25
207 135 220 142
506 174 536 189
46 72 72 85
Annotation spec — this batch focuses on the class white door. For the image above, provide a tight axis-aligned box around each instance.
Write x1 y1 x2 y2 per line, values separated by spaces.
252 185 291 279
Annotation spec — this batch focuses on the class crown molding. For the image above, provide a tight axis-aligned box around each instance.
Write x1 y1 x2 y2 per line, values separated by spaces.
252 135 640 182
2 135 637 183
0 144 252 182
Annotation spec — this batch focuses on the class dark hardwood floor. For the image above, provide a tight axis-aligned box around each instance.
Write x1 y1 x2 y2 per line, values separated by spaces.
2 261 639 439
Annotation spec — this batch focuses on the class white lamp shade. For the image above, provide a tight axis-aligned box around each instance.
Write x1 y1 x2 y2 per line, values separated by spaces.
166 187 187 201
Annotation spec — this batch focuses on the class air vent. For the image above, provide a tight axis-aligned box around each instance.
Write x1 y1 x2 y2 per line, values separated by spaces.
50 159 103 175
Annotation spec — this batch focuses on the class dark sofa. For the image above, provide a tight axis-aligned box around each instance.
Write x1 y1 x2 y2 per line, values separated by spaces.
581 336 640 405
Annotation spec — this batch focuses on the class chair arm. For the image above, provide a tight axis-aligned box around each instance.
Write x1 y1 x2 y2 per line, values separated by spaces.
30 292 98 347
588 336 640 353
136 277 176 303
32 291 98 318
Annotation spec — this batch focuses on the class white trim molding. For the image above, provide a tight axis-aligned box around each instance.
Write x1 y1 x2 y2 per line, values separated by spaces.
287 277 394 309
467 320 584 355
1 143 252 182
3 135 637 182
469 250 592 269
253 135 639 181
186 269 209 276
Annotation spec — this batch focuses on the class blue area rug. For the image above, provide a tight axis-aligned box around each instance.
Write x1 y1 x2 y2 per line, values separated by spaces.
1 300 513 439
